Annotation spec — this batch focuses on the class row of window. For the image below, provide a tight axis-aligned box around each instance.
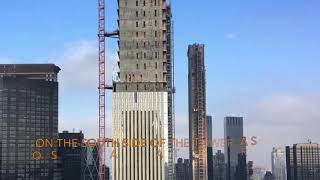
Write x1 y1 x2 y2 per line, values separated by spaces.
136 0 161 7
136 20 160 28
136 9 159 17
135 30 161 38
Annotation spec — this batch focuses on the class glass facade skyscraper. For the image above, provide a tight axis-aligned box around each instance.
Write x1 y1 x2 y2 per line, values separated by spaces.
0 64 60 180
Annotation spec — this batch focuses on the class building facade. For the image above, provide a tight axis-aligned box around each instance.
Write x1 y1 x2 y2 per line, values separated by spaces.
207 116 213 180
188 44 208 180
286 143 320 180
271 147 286 180
224 116 246 180
58 131 84 180
0 64 60 180
112 0 174 179
175 158 192 180
81 145 99 180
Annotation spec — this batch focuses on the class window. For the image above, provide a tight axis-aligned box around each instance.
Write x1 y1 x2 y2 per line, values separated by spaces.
144 53 146 58
136 1 138 6
144 42 146 47
136 21 139 27
137 53 139 59
144 63 146 69
155 74 158 81
140 74 143 80
154 10 157 17
144 11 146 17
155 20 157 27
136 11 139 17
136 42 139 48
136 32 139 37
155 31 158 37
155 62 158 69
136 64 139 69
143 21 146 28
144 32 146 38
143 1 146 6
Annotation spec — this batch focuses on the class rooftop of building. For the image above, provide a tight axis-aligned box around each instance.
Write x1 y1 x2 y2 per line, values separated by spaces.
0 64 61 74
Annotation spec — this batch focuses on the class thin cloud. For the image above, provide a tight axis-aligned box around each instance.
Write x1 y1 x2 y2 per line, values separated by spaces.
224 33 237 39
52 40 119 91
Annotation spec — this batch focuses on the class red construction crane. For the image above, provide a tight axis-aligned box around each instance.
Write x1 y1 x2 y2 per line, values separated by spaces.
98 0 119 179
98 0 106 179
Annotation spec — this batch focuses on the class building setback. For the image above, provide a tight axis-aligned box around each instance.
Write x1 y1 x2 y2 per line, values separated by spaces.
286 143 320 180
271 147 286 180
224 116 246 180
0 64 60 180
112 0 174 179
188 43 208 180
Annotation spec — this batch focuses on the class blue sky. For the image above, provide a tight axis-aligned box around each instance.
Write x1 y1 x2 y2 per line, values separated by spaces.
1 0 320 168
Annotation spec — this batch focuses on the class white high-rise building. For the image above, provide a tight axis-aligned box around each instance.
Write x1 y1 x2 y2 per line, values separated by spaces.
112 0 174 180
271 147 286 180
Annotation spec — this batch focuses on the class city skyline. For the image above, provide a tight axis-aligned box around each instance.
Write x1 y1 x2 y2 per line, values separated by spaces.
1 0 320 170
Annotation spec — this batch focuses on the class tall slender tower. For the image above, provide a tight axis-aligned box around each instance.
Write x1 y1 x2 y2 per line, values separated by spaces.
112 0 174 179
188 44 208 180
224 117 246 180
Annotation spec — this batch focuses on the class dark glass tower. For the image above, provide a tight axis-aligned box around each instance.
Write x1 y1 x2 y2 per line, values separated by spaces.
0 64 60 180
58 131 84 180
224 116 246 180
175 158 192 180
207 115 213 180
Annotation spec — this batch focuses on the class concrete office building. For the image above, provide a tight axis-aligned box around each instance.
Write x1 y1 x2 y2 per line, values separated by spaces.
224 116 246 180
286 143 320 180
0 64 60 180
112 0 174 179
188 44 208 180
271 148 286 180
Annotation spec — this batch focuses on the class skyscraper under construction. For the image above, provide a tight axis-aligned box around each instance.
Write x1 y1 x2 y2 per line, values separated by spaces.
188 44 208 180
112 0 174 179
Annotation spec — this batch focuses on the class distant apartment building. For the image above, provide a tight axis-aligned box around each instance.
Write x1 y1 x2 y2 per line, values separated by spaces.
188 43 208 180
175 158 192 180
213 150 226 180
224 116 247 180
207 115 213 180
286 143 320 180
0 64 60 180
111 0 174 179
271 147 286 180
58 131 84 180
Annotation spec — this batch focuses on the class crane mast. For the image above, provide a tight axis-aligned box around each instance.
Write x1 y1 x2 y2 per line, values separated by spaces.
98 0 106 179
